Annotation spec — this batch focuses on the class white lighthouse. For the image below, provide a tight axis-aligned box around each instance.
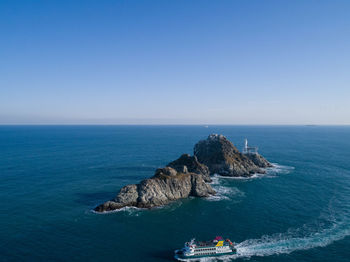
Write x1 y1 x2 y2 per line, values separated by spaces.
242 138 258 154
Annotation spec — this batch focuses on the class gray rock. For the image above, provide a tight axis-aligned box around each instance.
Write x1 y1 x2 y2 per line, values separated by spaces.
245 153 273 168
115 184 138 205
167 154 212 182
94 167 215 212
194 134 271 177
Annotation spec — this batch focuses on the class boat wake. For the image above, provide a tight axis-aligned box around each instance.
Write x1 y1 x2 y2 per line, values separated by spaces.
233 196 350 259
177 196 350 261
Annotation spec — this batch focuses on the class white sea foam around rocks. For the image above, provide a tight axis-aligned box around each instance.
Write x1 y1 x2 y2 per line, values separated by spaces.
93 164 293 212
206 175 245 201
91 206 145 216
212 163 294 181
267 163 295 175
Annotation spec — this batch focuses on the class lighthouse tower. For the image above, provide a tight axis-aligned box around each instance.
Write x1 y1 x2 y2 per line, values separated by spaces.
242 139 258 154
244 139 248 153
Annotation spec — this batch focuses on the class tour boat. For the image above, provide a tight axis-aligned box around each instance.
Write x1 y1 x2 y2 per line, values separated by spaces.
175 236 236 260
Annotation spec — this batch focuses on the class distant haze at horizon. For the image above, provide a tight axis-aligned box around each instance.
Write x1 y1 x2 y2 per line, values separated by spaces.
1 0 350 125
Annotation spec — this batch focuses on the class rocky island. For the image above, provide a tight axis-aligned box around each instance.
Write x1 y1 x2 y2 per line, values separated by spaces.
94 134 272 212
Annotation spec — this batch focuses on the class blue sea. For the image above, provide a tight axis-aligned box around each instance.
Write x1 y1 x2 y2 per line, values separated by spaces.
1 125 350 262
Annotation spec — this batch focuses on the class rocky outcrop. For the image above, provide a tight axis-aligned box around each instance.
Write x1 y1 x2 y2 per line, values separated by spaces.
245 153 273 168
194 134 271 177
94 167 215 212
95 134 272 212
167 154 212 182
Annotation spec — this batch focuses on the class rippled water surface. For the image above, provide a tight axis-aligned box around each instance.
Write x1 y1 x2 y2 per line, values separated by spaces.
0 125 349 261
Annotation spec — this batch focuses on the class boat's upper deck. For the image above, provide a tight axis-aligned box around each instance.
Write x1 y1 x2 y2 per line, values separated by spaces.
186 237 233 248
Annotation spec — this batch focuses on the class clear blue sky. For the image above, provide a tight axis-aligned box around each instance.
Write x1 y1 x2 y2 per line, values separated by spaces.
1 0 349 124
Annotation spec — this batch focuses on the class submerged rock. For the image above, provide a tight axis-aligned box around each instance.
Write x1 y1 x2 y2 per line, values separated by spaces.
94 167 215 212
194 134 271 177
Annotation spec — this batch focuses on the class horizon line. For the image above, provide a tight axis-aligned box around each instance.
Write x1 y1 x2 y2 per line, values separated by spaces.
0 123 349 126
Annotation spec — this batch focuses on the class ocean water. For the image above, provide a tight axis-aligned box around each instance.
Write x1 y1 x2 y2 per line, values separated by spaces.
0 125 350 262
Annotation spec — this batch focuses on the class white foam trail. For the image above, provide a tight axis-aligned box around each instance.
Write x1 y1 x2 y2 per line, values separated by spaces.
235 222 349 258
233 196 350 259
176 219 350 261
176 197 350 261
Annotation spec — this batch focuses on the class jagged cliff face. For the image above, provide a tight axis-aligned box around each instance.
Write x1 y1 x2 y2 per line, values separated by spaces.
194 134 271 177
167 154 212 182
94 167 215 212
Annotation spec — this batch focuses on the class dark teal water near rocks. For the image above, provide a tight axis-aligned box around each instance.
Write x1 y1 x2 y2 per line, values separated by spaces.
1 125 350 262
